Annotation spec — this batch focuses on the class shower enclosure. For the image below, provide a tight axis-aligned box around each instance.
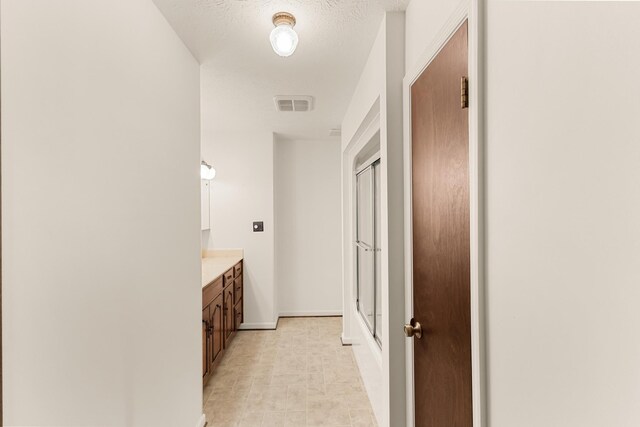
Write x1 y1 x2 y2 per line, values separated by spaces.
355 157 382 346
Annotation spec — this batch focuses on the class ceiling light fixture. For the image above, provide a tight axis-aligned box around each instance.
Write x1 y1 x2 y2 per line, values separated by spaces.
270 12 298 57
201 160 216 180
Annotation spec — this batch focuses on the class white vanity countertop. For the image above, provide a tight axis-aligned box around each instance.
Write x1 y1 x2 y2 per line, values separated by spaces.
201 249 243 288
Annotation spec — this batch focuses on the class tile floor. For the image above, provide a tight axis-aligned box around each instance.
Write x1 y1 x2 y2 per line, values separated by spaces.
203 317 378 427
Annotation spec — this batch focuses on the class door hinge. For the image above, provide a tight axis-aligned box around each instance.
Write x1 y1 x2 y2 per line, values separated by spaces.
461 76 469 109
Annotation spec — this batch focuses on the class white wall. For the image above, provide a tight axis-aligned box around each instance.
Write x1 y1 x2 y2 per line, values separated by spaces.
1 1 202 426
274 138 342 316
406 0 640 425
200 129 277 328
485 2 640 426
341 13 405 427
405 0 461 73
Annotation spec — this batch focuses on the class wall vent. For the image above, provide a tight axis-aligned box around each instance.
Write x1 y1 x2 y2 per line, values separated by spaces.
274 95 314 112
329 128 342 137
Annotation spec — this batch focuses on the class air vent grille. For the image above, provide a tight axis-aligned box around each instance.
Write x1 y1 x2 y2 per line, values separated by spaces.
274 95 314 112
278 100 294 111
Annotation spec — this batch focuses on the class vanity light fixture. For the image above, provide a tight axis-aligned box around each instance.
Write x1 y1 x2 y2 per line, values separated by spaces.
201 160 216 180
270 12 298 57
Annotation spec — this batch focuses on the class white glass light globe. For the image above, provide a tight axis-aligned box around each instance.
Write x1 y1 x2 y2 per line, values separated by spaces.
201 164 216 180
270 24 298 57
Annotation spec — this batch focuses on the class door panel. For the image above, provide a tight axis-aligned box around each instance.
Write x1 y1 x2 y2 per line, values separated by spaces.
234 301 243 331
234 274 243 304
202 305 210 379
223 286 234 346
411 21 472 427
211 294 223 364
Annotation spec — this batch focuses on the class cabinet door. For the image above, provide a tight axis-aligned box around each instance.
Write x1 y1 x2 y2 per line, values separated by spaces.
223 286 234 346
211 294 223 365
234 300 243 330
234 274 242 304
202 305 211 380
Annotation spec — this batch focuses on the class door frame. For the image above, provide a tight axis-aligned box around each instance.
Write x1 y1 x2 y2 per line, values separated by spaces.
343 107 382 350
402 1 486 426
1 51 3 427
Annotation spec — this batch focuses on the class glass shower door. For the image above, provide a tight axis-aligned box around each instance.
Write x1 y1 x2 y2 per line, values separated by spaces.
355 159 381 344
356 166 375 333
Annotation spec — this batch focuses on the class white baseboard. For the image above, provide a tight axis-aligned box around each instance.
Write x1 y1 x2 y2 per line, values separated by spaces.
238 321 278 330
341 334 355 345
196 414 206 427
340 334 357 345
238 314 343 331
279 310 343 317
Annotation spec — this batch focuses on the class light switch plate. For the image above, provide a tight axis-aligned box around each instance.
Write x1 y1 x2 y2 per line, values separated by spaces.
253 221 264 232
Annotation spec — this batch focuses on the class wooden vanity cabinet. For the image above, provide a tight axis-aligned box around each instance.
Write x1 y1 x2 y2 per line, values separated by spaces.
202 261 243 386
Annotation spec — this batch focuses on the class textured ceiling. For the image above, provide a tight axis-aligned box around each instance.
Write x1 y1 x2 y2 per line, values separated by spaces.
153 0 409 140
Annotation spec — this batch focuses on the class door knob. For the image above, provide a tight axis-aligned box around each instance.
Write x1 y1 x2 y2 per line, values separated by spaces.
404 318 423 339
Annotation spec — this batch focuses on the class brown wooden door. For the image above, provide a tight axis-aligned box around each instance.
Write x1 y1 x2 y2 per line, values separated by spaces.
211 294 223 365
202 305 211 380
223 285 234 346
410 21 472 427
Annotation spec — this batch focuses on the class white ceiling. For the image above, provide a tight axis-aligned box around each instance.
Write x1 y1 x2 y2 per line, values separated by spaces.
152 0 409 140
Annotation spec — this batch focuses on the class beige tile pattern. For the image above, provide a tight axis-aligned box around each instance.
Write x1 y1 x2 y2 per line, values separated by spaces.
203 317 378 427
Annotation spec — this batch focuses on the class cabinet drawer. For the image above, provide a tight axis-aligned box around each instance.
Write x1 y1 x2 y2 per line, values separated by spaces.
234 275 242 304
202 277 222 309
223 269 234 287
234 262 242 277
